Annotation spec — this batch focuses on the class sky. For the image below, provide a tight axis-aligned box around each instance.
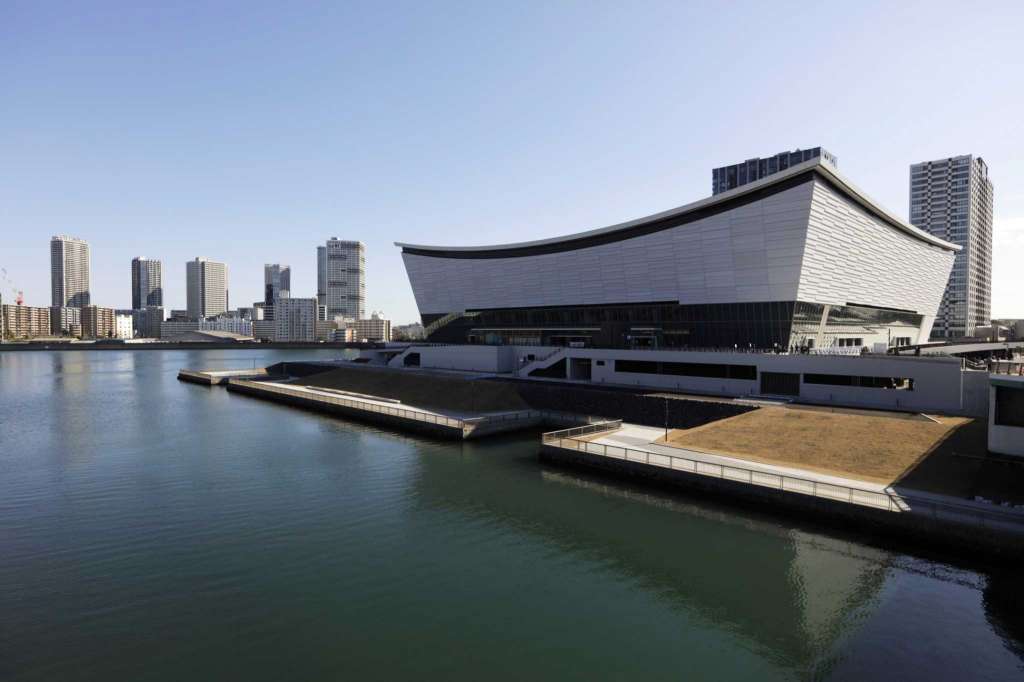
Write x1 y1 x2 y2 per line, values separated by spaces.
2 0 1022 322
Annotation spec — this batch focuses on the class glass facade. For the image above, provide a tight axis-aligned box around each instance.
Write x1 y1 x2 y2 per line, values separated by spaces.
712 148 837 195
423 300 923 350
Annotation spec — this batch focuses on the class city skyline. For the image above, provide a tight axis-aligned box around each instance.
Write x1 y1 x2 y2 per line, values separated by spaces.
3 3 1022 321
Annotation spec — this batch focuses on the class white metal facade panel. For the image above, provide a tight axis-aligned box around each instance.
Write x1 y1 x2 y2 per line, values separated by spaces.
402 182 815 315
798 181 954 315
401 177 955 322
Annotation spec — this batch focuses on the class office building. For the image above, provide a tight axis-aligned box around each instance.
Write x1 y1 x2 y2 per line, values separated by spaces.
50 235 91 308
50 306 82 336
252 320 275 341
2 305 51 340
318 239 365 320
132 306 164 338
131 257 163 309
264 264 291 305
712 148 837 195
399 157 957 351
185 258 229 320
316 246 327 308
909 155 994 338
81 305 115 339
349 313 391 342
274 297 317 342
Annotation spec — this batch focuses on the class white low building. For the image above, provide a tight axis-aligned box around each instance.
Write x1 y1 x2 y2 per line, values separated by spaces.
349 313 391 342
114 313 134 339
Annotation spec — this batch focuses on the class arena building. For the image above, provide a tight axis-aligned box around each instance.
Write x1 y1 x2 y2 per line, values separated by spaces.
398 157 958 352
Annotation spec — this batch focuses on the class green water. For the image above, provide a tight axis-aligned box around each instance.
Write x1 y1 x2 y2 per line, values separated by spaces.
1 349 1022 680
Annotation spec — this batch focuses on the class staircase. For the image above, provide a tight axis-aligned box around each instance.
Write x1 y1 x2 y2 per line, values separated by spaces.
517 347 566 378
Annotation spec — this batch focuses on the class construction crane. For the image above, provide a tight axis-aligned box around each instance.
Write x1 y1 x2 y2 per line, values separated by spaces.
0 267 24 305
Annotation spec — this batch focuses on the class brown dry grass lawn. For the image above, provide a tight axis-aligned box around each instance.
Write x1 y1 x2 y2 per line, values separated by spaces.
657 407 972 485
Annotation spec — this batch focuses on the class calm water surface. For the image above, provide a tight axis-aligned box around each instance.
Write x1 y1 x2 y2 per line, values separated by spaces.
1 350 1022 681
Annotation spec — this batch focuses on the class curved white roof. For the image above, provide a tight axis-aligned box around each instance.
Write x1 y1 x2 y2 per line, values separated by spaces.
396 158 959 254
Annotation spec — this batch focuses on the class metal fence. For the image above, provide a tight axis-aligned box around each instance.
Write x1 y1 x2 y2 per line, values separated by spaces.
230 380 599 434
542 420 624 441
541 430 1024 532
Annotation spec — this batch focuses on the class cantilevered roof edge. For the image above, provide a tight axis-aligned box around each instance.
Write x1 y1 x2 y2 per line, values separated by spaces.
396 158 960 258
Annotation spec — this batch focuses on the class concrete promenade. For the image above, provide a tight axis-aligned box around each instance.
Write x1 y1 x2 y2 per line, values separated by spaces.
591 424 899 509
542 422 1024 561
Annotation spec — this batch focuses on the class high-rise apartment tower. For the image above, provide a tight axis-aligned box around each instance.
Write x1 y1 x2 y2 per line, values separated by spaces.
317 239 365 320
186 257 229 320
909 155 994 338
50 235 91 308
712 148 837 195
131 257 163 309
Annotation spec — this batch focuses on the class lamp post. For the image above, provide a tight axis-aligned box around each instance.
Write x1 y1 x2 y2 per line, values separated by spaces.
664 396 669 442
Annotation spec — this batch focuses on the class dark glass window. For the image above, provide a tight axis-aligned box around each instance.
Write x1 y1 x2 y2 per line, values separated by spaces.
804 374 914 390
615 359 756 381
994 387 1024 427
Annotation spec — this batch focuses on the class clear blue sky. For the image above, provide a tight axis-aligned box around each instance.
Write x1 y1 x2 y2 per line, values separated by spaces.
3 1 1022 322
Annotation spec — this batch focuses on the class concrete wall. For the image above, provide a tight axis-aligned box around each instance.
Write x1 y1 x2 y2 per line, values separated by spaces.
416 344 515 372
962 371 991 418
545 347 964 413
402 344 968 414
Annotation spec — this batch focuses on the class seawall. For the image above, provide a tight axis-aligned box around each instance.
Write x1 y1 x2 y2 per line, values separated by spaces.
540 443 1024 564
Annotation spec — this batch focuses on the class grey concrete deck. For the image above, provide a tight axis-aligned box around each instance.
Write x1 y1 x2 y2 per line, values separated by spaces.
559 423 1024 534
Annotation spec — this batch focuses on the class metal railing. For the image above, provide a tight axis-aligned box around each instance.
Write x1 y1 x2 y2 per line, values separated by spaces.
542 420 623 440
230 380 598 434
230 379 466 429
541 431 1024 531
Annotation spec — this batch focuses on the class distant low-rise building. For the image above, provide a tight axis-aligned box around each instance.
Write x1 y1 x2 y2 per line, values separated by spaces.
2 304 51 340
201 317 252 336
252 320 275 341
330 327 356 343
50 306 82 336
393 322 425 341
159 320 199 339
274 297 317 342
81 305 115 339
114 313 134 339
162 316 252 339
349 312 391 342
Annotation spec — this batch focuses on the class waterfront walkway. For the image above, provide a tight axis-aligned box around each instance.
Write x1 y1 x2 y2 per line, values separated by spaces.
545 422 1024 537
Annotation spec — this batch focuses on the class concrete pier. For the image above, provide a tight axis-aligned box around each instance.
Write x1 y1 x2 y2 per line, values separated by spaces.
225 378 586 440
177 368 269 385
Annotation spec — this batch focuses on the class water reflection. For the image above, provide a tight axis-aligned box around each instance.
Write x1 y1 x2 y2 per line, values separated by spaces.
984 572 1024 660
407 437 1024 675
405 437 891 671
